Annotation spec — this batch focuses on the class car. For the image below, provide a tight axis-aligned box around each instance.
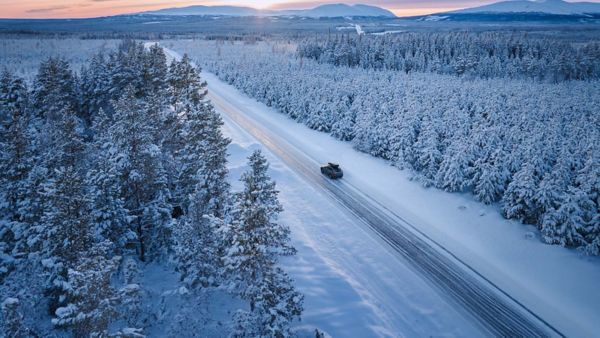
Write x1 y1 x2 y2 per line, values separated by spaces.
320 162 343 179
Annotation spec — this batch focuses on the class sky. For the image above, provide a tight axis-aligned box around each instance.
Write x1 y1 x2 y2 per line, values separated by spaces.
0 0 598 19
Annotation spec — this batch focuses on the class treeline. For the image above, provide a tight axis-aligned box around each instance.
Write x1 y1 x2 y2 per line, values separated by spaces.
297 32 600 82
0 40 302 336
0 37 118 82
178 41 599 255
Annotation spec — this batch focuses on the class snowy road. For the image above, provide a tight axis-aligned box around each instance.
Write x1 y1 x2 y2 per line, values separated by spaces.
206 82 562 337
157 43 571 336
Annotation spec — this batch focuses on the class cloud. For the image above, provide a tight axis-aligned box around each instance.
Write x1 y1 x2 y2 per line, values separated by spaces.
25 6 70 13
111 1 176 9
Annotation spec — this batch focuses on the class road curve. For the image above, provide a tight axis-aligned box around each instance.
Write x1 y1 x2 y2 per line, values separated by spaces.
206 80 563 337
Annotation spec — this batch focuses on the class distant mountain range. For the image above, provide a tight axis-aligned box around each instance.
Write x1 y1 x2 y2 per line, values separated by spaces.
413 0 600 22
142 3 396 18
141 1 600 20
451 0 600 15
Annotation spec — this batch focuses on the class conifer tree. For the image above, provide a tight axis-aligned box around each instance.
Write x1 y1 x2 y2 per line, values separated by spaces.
436 141 472 192
502 162 540 223
257 267 303 337
577 147 600 254
41 111 93 315
414 118 442 186
177 101 209 210
0 72 32 264
52 241 120 337
1 297 29 337
183 104 231 217
111 85 172 261
175 97 230 287
224 150 294 290
224 150 301 335
473 150 509 205
168 54 206 111
108 40 146 98
80 53 111 121
31 57 78 121
541 186 590 248
143 43 169 103
175 214 224 288
87 108 135 252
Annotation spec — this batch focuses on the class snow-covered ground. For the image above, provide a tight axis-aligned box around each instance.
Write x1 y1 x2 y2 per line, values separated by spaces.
421 15 449 21
163 44 600 337
138 263 245 337
353 24 365 35
371 30 405 36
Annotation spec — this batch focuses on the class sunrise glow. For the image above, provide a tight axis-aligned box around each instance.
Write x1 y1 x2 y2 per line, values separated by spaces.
0 0 489 18
1 0 599 18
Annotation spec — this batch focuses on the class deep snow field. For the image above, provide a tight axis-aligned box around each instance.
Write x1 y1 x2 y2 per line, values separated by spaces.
0 38 118 81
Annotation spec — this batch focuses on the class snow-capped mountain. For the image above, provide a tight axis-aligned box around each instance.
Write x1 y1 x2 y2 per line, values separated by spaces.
284 4 396 17
452 0 600 15
143 3 396 18
143 5 263 16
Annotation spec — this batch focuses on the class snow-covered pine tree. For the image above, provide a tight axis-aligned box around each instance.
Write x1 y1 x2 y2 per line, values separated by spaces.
127 45 183 235
0 72 32 273
52 241 121 337
176 100 209 211
0 70 28 125
251 267 303 338
108 40 145 99
185 104 231 217
224 150 294 291
541 186 590 248
1 297 29 337
80 53 111 122
229 267 303 338
17 159 47 257
535 166 569 221
87 108 135 253
169 46 231 214
41 111 93 314
175 214 224 288
577 146 600 254
119 256 143 328
141 161 174 261
224 150 300 335
473 150 509 205
175 97 231 287
142 43 169 104
435 139 472 192
414 117 442 186
502 162 540 224
168 54 207 111
119 283 143 329
31 57 78 122
111 85 172 262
